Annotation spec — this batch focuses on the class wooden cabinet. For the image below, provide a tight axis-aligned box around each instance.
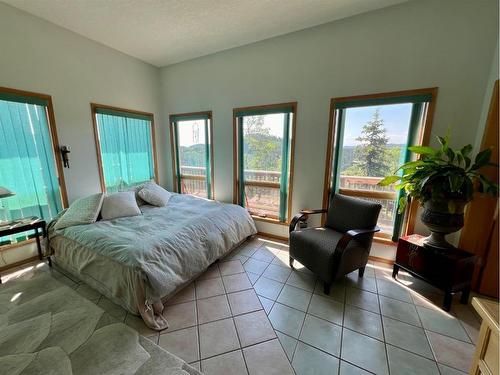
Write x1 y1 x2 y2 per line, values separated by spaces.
460 80 499 299
393 234 476 311
470 297 499 375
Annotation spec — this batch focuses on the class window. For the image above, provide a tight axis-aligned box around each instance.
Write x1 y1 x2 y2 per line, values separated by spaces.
0 87 67 245
92 104 157 193
324 89 437 241
170 112 214 199
233 103 296 223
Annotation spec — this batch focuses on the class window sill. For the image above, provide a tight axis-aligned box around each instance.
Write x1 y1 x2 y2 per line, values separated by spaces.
251 215 289 226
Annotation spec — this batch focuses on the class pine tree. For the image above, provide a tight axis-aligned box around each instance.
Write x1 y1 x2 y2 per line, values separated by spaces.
345 109 390 177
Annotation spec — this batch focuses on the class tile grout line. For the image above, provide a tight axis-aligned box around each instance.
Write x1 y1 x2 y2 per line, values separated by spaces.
287 265 317 368
193 269 201 368
221 263 251 375
266 280 469 371
251 248 295 367
411 287 444 372
350 284 475 345
375 269 392 375
337 279 347 375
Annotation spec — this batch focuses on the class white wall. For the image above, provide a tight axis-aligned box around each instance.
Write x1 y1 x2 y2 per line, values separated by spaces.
160 0 499 237
0 0 497 267
0 3 162 267
0 2 163 203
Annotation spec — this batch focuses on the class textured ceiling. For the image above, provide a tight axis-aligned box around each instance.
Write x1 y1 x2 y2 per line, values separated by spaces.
4 0 408 67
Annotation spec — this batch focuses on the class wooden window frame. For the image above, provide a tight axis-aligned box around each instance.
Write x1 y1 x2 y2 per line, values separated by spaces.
322 88 438 242
232 102 297 225
0 86 68 208
0 86 68 250
91 103 158 192
169 111 215 199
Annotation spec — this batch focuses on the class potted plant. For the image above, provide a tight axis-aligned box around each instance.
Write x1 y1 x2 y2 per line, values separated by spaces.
379 134 498 248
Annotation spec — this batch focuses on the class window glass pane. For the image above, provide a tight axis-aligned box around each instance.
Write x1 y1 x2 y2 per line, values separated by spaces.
96 113 154 192
181 178 207 197
238 112 294 221
177 120 207 177
356 197 397 234
175 119 211 198
244 185 280 219
0 99 62 244
242 114 284 183
339 103 413 235
241 113 290 219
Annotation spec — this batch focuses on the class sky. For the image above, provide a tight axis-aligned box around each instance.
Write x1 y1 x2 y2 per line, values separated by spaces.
343 103 413 146
177 119 207 147
177 105 412 147
243 113 286 137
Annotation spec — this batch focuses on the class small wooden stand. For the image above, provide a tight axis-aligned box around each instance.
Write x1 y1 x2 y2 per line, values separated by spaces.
393 234 476 311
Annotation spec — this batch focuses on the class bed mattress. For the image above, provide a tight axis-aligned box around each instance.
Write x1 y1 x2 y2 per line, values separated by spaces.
48 193 257 330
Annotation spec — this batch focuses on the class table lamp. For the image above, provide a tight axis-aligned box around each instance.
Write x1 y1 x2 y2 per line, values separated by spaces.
0 187 15 224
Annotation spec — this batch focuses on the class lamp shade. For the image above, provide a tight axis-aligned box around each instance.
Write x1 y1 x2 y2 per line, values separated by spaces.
0 186 15 199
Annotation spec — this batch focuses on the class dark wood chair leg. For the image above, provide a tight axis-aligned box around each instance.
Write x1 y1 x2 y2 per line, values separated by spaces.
289 256 294 268
460 287 470 304
443 291 453 311
323 282 331 295
34 229 43 261
392 264 400 279
358 267 365 278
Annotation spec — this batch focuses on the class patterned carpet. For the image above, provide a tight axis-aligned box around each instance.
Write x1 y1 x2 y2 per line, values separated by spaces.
0 266 200 375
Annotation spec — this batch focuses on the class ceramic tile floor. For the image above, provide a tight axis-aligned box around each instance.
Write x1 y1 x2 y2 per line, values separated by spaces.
1 236 483 375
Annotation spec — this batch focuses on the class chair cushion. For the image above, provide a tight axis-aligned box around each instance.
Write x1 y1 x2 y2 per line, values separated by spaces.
289 227 343 283
325 194 381 233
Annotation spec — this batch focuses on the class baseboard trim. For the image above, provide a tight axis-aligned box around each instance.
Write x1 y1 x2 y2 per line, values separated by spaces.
256 231 288 242
369 255 395 265
0 255 39 272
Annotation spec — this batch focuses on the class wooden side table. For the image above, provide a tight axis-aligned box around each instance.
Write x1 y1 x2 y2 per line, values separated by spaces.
469 297 499 375
0 218 49 283
393 234 476 311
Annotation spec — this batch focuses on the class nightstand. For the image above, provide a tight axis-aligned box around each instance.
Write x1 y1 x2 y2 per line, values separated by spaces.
0 217 49 283
393 234 477 311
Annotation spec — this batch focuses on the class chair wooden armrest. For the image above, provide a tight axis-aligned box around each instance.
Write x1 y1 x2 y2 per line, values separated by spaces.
289 209 328 233
337 226 380 251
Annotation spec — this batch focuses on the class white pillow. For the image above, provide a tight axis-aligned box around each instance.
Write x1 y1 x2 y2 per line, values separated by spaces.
54 193 104 230
120 180 155 206
138 182 172 207
101 191 142 220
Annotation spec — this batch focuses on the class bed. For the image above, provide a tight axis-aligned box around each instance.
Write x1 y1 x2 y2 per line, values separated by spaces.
47 193 257 330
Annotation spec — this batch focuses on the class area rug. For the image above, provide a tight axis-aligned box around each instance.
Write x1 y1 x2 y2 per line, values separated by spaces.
0 267 201 375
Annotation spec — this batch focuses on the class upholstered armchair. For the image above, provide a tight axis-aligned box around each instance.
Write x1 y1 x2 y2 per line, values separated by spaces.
289 193 382 294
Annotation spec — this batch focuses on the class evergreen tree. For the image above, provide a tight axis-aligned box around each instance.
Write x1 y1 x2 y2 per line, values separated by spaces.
344 109 390 177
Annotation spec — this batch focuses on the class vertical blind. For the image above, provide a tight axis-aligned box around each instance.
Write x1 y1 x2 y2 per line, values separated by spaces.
95 110 154 192
0 95 63 242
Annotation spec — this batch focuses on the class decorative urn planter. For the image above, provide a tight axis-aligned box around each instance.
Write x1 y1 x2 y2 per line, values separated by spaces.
420 199 467 248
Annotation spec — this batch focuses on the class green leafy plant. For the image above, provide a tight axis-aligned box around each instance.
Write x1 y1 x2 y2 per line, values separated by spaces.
379 134 498 213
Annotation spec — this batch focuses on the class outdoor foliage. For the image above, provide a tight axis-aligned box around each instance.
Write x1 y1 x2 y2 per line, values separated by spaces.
342 110 402 177
243 116 282 171
180 115 283 172
379 133 499 213
179 143 205 167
